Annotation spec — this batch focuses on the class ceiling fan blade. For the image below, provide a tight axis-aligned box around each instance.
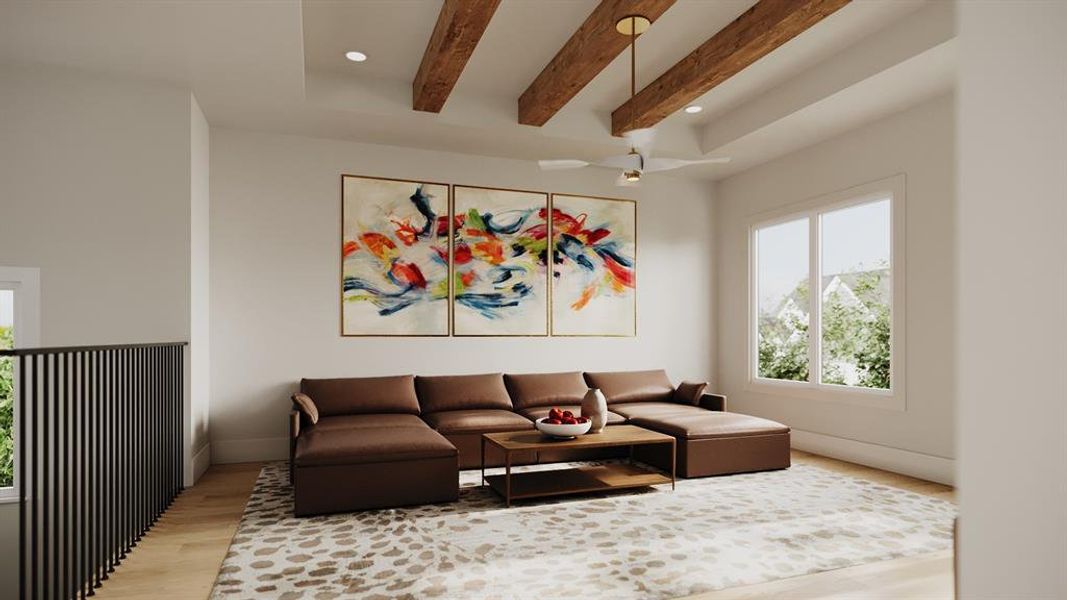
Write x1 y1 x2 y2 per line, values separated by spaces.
623 127 656 158
643 156 731 172
615 173 641 187
538 159 590 170
594 153 642 170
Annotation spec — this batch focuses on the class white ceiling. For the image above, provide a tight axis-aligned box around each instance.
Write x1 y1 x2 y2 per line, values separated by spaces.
0 0 955 182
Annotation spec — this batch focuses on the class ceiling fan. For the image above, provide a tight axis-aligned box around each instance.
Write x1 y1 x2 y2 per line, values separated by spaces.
537 15 730 186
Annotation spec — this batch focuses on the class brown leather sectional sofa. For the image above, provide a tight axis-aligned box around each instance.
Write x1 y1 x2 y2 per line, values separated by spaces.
289 369 789 517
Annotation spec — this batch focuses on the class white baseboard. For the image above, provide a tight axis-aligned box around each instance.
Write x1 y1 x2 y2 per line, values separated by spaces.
791 429 955 486
212 436 288 464
192 442 212 483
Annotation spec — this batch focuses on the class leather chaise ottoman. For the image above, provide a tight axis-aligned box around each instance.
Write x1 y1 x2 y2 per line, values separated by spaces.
293 423 457 516
584 369 789 478
630 412 791 478
290 375 459 516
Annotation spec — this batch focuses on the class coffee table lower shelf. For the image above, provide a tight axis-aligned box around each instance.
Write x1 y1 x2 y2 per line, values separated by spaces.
484 463 670 504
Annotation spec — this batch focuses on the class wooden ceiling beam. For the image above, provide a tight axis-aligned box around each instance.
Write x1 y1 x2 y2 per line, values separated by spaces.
518 0 677 127
413 0 502 113
610 0 851 135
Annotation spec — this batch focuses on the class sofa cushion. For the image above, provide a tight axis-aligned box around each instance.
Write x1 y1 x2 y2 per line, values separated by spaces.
610 402 709 420
504 371 589 410
416 373 513 413
584 370 675 404
294 426 455 467
421 409 532 435
673 381 708 406
631 412 790 440
311 414 428 432
291 392 319 424
301 375 420 417
519 405 627 426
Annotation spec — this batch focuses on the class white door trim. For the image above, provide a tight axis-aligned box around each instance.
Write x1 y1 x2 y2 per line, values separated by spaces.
0 266 41 502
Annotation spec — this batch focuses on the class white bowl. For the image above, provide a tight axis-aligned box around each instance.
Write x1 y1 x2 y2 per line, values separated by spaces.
535 417 592 439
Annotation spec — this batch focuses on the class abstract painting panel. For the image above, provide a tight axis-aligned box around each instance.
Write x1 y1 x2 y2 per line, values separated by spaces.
341 175 450 336
452 186 549 336
550 194 636 336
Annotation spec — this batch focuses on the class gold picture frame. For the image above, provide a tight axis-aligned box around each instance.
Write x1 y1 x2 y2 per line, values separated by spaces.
549 193 637 337
451 184 550 337
340 174 452 337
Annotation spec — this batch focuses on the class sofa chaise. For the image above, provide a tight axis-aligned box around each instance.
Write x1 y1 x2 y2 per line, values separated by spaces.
290 375 458 516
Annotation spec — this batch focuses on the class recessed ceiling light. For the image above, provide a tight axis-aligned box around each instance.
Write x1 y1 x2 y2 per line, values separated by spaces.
684 105 703 114
345 51 368 63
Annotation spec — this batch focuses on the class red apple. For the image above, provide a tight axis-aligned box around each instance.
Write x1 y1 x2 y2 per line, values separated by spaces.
562 410 574 419
576 417 588 424
546 418 562 425
563 418 578 425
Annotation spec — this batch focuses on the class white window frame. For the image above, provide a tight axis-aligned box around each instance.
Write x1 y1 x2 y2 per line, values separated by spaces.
746 175 906 411
0 266 41 503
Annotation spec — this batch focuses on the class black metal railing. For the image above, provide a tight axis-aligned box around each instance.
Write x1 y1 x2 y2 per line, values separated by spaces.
0 342 187 600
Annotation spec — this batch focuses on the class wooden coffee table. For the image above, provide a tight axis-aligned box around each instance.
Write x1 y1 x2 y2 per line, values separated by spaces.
480 425 676 507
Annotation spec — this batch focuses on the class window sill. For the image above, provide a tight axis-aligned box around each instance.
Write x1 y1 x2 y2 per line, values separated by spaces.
745 379 906 412
0 491 19 505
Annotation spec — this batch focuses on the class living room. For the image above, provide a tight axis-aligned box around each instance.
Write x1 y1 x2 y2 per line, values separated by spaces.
0 0 1063 598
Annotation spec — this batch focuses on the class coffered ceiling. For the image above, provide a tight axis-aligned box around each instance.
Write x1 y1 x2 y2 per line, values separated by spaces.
0 0 954 181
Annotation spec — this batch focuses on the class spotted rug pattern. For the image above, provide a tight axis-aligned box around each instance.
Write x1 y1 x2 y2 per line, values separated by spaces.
211 462 955 599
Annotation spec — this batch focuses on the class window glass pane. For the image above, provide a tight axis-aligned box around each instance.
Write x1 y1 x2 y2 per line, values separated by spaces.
0 289 13 488
820 199 891 389
756 218 810 382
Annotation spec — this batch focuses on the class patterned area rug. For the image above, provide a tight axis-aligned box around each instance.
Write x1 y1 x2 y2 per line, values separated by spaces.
211 462 955 599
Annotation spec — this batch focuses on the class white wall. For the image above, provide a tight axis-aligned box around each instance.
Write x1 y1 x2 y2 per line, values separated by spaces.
0 503 15 590
209 129 716 462
715 94 956 483
957 2 1067 597
0 64 192 346
190 95 211 482
0 62 197 591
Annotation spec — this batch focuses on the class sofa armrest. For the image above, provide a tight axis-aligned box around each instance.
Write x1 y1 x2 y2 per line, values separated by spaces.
289 409 301 440
289 409 300 484
699 392 727 412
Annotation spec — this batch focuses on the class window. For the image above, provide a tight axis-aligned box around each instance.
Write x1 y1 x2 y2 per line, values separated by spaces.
0 267 40 501
1 290 14 489
749 176 904 409
755 218 809 382
820 200 891 389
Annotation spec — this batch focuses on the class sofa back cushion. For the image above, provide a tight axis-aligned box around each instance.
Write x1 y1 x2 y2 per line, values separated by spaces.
504 371 588 410
583 369 675 404
300 375 420 417
416 373 513 413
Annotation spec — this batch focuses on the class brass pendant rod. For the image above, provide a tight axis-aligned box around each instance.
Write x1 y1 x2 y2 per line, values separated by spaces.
630 16 636 134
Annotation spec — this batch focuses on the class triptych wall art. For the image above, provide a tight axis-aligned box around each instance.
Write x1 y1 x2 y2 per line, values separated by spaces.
341 174 636 337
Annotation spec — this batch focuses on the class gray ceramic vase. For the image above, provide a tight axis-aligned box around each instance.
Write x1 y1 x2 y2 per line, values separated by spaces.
581 388 608 433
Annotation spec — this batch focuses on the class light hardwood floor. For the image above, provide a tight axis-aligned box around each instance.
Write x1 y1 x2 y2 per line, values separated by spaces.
94 450 955 599
93 463 263 600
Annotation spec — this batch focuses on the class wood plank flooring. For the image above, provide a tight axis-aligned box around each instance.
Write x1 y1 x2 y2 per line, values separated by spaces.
93 463 263 599
93 450 955 599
